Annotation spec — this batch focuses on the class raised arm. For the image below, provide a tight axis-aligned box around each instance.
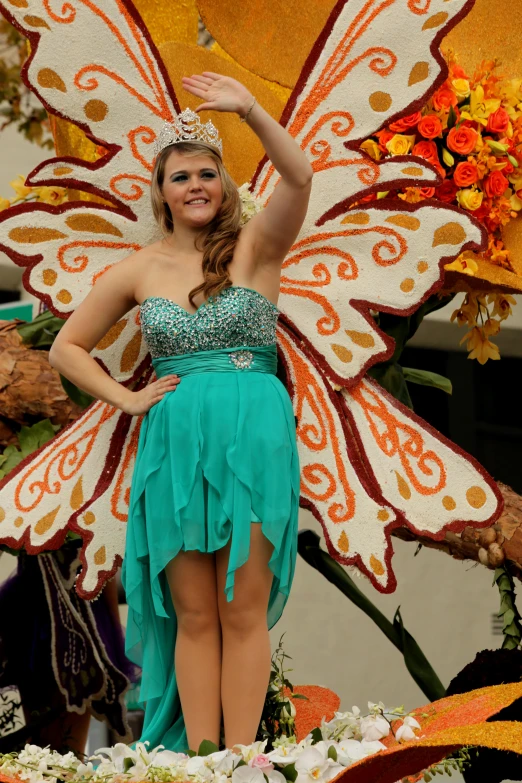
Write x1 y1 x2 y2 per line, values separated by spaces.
182 72 313 265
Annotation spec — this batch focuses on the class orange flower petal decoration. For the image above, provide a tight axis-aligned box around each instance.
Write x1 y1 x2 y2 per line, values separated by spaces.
286 685 341 741
330 681 522 783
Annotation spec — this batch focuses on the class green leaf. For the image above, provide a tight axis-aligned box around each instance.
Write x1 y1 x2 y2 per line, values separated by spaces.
368 362 413 409
310 727 322 744
197 739 219 756
123 758 134 773
187 749 197 758
297 531 445 702
280 763 297 782
447 105 457 129
234 760 247 768
327 745 338 762
0 420 60 480
507 153 519 168
393 607 445 701
59 374 95 408
16 309 65 349
402 368 452 395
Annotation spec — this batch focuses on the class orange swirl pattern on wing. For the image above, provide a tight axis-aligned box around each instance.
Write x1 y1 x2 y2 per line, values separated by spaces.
279 329 355 523
408 0 431 14
129 126 157 173
58 240 141 273
110 174 151 200
14 403 117 513
349 381 447 496
110 418 142 521
257 0 397 196
43 0 76 23
71 1 173 120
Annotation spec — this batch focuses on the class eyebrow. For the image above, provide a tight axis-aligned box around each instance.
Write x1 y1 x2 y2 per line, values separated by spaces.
170 168 217 176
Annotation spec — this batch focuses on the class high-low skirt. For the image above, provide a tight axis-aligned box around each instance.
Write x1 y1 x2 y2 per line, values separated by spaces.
121 344 300 752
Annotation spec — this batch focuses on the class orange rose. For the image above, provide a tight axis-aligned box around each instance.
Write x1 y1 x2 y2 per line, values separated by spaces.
418 114 443 139
412 140 440 165
375 128 394 152
432 86 458 111
453 161 478 187
388 111 422 133
419 186 436 199
447 125 478 156
486 107 510 135
484 170 509 198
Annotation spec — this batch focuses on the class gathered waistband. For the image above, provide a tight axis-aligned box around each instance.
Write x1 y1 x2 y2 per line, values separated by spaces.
152 344 278 378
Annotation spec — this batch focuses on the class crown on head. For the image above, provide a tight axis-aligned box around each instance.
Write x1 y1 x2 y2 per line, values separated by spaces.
153 108 223 157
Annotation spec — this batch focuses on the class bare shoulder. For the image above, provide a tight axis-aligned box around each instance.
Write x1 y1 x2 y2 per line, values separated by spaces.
98 243 162 305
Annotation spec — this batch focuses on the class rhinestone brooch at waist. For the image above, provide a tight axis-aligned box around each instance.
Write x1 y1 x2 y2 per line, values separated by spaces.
229 350 254 369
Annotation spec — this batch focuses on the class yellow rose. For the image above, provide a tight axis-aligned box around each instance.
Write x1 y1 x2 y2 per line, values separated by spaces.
385 133 416 156
451 78 470 99
37 186 67 205
0 197 11 212
360 139 382 161
456 188 484 211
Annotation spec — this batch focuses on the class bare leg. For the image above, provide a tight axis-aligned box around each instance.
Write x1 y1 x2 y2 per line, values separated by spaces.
216 524 274 748
165 550 222 751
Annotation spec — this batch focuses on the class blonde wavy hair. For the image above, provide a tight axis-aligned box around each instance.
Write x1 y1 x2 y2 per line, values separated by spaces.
151 140 242 309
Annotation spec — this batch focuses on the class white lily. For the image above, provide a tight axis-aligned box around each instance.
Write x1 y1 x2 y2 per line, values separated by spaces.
232 765 266 783
395 715 421 743
359 713 390 742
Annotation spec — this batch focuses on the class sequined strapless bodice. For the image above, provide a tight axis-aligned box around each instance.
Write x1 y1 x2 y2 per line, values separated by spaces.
139 285 280 358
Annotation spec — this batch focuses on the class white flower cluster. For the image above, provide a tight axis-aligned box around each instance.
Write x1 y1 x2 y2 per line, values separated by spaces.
238 183 263 228
0 703 422 783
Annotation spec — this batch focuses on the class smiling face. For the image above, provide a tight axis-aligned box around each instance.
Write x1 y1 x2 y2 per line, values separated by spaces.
161 149 223 229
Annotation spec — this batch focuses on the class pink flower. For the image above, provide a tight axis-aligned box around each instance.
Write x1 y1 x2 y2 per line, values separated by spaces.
249 754 274 771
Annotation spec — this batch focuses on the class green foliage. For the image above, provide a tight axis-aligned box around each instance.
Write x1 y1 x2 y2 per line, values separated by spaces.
256 634 307 748
369 293 455 408
0 419 60 480
16 310 65 349
197 740 219 756
493 566 522 650
402 367 452 395
298 530 445 701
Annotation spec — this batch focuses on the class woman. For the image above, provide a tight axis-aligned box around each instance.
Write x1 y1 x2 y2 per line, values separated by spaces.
49 72 313 753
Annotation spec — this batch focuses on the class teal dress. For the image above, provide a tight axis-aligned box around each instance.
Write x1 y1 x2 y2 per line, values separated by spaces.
121 285 301 752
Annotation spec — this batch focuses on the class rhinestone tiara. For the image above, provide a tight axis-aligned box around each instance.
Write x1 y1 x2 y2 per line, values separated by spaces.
153 108 223 157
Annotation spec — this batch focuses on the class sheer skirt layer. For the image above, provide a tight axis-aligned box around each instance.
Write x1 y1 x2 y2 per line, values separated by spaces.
121 360 300 751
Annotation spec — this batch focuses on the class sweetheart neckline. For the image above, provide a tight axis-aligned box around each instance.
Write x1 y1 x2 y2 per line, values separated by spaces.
139 285 280 317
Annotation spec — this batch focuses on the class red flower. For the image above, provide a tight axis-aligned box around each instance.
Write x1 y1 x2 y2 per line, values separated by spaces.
436 178 458 203
447 126 478 156
486 107 510 135
419 186 436 199
432 86 458 111
412 140 440 165
484 170 509 198
388 111 422 133
453 161 479 187
418 114 443 139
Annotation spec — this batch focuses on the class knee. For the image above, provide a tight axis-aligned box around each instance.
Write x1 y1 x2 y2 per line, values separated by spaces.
176 604 220 638
219 600 268 639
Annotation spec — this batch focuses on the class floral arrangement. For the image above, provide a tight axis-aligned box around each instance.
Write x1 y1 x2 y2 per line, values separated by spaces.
0 702 470 783
358 52 522 363
0 176 68 212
